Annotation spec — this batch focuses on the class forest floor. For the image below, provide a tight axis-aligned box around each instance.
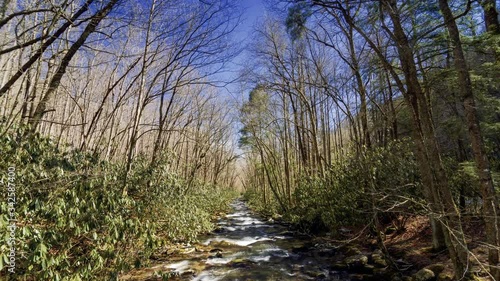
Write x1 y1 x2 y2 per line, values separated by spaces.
368 215 493 280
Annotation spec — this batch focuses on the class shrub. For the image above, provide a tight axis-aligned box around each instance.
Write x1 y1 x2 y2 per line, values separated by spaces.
0 126 236 279
247 138 422 234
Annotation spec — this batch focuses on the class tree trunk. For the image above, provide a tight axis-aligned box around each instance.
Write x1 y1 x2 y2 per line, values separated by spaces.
381 0 470 277
480 0 500 34
439 0 500 278
124 0 157 192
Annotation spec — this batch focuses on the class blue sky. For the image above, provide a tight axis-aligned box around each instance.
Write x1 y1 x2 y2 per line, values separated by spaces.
220 1 266 100
235 0 266 40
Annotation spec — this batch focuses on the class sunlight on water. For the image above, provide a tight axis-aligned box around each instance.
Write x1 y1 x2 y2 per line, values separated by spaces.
154 200 351 281
232 216 264 225
262 247 290 258
226 212 247 217
165 260 190 272
249 255 271 262
192 271 223 281
203 236 272 247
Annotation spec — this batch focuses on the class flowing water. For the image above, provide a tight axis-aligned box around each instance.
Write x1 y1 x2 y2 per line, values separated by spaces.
164 200 350 281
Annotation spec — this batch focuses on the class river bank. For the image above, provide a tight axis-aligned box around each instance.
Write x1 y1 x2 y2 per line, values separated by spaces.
120 200 399 280
120 199 496 280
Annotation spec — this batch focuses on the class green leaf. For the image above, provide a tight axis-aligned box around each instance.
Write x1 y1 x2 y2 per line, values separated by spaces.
41 258 47 269
38 243 48 255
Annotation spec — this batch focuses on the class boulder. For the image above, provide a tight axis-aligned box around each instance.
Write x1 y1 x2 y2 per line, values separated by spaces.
208 252 223 258
425 264 445 275
413 268 435 281
373 256 388 267
343 246 362 256
212 227 224 233
437 272 453 281
371 250 388 267
345 254 369 269
208 240 248 251
228 258 256 268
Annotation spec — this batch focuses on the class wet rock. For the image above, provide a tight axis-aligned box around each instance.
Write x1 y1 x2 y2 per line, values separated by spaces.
306 271 327 278
332 262 347 271
228 258 257 268
209 248 223 253
349 273 377 281
345 254 369 269
181 270 195 277
425 264 444 275
413 268 435 281
208 252 223 258
437 272 453 281
373 267 391 279
272 213 283 220
373 257 388 267
342 245 362 256
208 240 248 251
371 250 388 267
278 230 295 237
180 247 195 254
249 240 274 251
316 247 336 257
213 227 224 233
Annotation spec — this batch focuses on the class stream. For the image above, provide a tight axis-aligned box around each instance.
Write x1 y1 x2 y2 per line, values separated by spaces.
162 199 351 281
